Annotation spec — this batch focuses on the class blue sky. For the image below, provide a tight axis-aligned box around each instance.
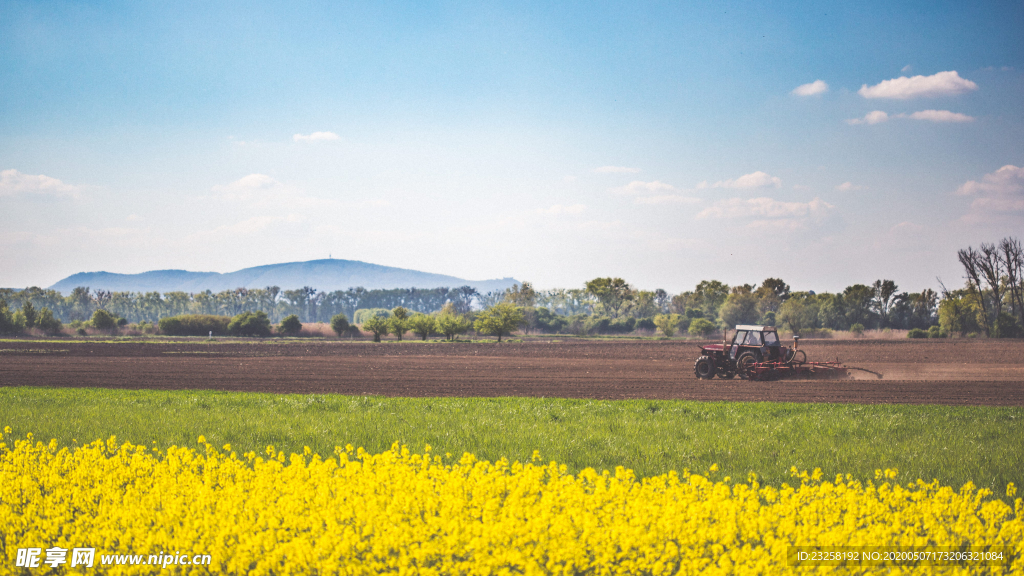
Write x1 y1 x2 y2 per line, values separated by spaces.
2 0 1022 294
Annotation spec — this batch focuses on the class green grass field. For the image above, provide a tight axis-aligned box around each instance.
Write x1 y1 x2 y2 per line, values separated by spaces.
1 387 1020 495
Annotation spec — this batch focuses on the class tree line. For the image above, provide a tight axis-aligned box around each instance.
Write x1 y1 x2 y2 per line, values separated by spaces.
1 236 1021 338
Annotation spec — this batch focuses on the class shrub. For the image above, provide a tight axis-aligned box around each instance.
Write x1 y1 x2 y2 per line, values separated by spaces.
607 317 635 334
653 314 681 337
583 316 610 335
76 328 87 336
927 325 946 338
353 308 391 325
330 314 350 337
158 315 232 336
635 317 656 332
35 308 63 335
992 312 1022 338
850 323 865 336
280 315 302 336
90 309 118 332
228 311 272 337
688 318 717 337
907 328 928 339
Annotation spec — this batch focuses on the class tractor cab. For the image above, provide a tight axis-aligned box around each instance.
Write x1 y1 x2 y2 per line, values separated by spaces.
728 325 784 362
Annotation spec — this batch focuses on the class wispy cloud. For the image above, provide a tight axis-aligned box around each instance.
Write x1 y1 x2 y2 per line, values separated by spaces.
697 196 834 229
835 182 867 191
846 111 890 125
858 71 977 99
697 171 782 190
957 165 1024 223
612 180 677 195
0 169 82 199
791 80 828 96
293 131 341 142
594 166 640 174
906 110 974 123
634 195 700 205
846 109 974 125
211 174 284 199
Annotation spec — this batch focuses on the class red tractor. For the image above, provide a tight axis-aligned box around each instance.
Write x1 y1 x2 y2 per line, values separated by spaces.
693 325 797 380
693 325 877 381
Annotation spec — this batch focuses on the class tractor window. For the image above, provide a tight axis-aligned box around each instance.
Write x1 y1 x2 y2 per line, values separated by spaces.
763 331 779 346
744 331 762 346
732 330 748 345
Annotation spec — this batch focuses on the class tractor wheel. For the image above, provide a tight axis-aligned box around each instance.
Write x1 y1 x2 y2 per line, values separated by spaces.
694 355 716 379
736 352 758 380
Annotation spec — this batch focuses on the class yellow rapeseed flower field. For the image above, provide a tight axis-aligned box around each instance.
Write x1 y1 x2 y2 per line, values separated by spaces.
1 428 1021 575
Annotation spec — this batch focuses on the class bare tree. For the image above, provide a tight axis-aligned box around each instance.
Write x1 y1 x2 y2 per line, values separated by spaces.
1001 237 1024 328
957 246 991 333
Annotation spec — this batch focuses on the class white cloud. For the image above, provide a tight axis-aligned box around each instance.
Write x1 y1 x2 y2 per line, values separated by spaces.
634 195 700 205
835 182 867 191
847 109 975 125
697 196 834 229
791 80 828 96
537 204 586 215
612 180 677 195
293 131 341 142
211 173 284 200
846 111 890 125
0 169 82 198
901 65 913 73
697 171 782 190
957 165 1024 222
594 166 640 174
905 109 974 123
858 71 978 99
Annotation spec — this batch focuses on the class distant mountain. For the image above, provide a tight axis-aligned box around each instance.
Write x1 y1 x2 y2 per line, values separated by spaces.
49 259 520 295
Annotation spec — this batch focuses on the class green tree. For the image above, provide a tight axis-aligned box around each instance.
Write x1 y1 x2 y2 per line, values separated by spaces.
584 277 633 318
389 307 410 341
362 314 390 342
938 294 981 337
687 317 717 337
436 304 471 341
653 313 682 337
693 280 730 319
330 313 350 337
408 313 437 341
473 302 525 342
778 295 820 334
35 308 63 335
872 279 899 328
503 281 537 307
228 311 272 337
21 302 37 329
90 309 118 331
718 289 759 328
0 300 22 334
279 314 302 335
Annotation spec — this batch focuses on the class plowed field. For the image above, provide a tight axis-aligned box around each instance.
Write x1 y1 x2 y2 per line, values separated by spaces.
1 338 1022 405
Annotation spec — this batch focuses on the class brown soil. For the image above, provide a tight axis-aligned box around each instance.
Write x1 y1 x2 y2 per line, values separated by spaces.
1 338 1022 405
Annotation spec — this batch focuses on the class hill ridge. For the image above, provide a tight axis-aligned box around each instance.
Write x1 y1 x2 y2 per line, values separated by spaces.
48 259 518 295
